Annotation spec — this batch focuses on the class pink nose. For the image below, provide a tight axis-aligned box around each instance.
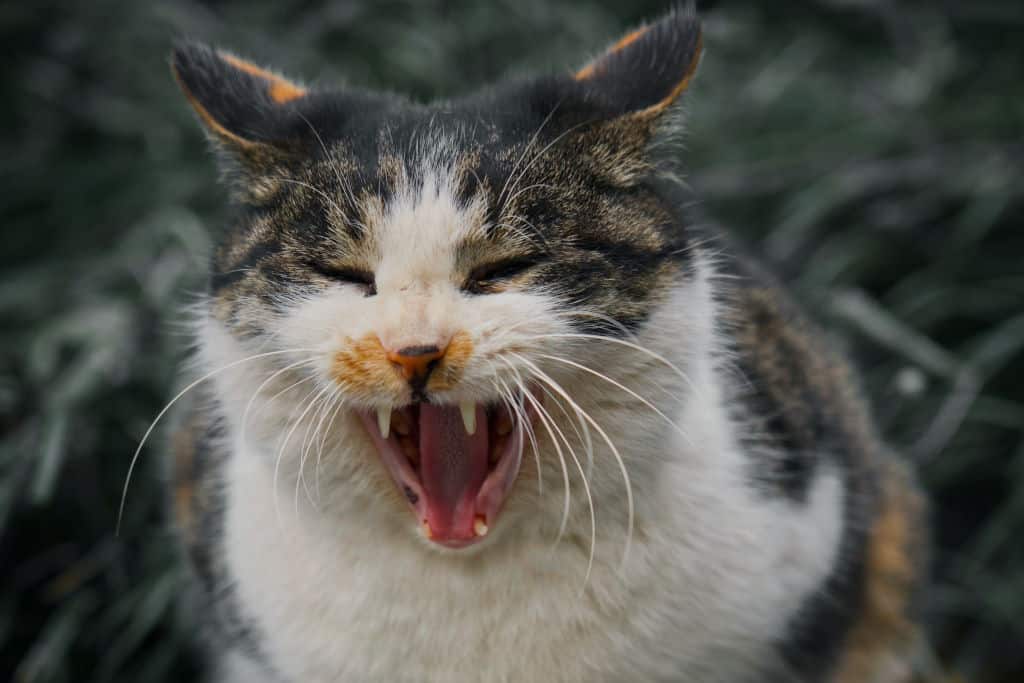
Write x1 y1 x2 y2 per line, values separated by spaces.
386 344 448 384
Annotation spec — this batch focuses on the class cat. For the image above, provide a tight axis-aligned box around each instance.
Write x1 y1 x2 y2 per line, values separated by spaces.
165 8 928 682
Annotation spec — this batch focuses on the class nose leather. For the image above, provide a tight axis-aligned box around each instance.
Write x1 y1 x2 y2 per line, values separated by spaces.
387 344 447 384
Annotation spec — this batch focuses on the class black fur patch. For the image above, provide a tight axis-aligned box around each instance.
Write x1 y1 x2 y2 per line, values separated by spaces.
774 464 873 679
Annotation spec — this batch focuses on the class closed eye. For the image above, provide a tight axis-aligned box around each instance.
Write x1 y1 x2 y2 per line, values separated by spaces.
464 257 537 294
309 262 377 296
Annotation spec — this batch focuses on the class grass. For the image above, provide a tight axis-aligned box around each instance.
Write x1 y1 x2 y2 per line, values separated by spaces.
1 0 1022 680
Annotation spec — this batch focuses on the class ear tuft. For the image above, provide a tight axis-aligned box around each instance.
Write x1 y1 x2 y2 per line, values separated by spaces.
574 9 702 117
170 41 308 150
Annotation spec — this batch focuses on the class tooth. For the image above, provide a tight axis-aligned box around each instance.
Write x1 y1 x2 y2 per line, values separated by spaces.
377 408 391 439
421 521 432 539
473 516 488 537
460 401 476 435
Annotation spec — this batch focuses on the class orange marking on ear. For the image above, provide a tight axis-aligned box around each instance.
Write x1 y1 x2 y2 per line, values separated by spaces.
575 26 650 81
573 25 702 114
638 30 703 115
221 52 307 103
171 63 260 149
268 81 306 103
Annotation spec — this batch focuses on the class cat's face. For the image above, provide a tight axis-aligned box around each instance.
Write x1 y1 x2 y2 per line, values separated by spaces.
176 11 703 549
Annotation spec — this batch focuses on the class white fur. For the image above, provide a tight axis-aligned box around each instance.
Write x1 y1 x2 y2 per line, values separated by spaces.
198 159 845 682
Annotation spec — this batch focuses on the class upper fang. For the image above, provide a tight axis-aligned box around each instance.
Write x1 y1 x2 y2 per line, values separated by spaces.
377 407 391 439
460 402 476 435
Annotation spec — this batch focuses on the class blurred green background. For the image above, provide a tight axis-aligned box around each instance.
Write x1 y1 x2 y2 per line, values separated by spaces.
1 0 1022 681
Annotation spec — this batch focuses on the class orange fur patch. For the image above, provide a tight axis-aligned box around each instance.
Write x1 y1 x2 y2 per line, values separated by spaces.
171 64 260 150
330 331 475 397
832 463 926 683
639 31 702 116
573 24 702 115
331 333 402 397
221 53 307 103
170 418 200 543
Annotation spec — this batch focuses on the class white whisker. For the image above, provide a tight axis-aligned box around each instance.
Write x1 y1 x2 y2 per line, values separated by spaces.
118 347 314 534
537 353 693 446
240 357 320 456
522 387 596 592
500 118 593 213
503 182 556 213
537 383 595 485
490 371 543 497
271 176 349 221
511 352 634 571
497 102 561 206
296 111 360 214
316 391 348 502
497 357 572 544
296 384 340 512
273 383 329 525
525 331 701 401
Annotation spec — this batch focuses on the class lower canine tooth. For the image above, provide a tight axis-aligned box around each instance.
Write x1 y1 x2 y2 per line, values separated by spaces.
377 408 391 439
473 517 488 536
460 401 476 435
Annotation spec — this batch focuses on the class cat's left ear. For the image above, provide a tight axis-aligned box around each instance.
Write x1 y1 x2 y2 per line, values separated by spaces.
573 9 702 120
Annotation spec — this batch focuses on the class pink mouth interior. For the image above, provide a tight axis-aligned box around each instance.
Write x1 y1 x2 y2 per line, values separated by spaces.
359 399 534 548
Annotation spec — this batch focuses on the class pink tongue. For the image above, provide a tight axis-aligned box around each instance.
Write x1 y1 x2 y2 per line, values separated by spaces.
418 403 488 541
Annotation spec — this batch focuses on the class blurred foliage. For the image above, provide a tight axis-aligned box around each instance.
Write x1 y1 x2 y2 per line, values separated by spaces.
1 0 1022 680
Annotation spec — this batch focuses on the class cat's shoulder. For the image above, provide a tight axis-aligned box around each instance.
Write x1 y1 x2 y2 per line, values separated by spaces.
169 393 271 671
711 243 930 681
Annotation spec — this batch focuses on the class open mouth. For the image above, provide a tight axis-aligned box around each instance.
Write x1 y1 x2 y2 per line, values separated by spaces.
358 394 539 548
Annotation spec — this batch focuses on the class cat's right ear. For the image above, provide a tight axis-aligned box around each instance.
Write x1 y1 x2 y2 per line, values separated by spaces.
572 9 702 120
170 41 309 162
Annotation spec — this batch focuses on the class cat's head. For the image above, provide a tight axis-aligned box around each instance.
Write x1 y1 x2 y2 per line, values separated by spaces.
175 10 706 550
